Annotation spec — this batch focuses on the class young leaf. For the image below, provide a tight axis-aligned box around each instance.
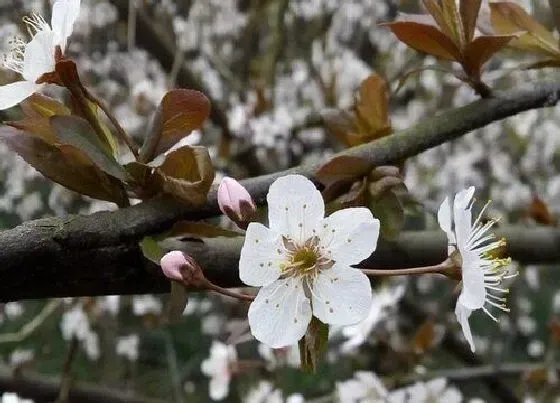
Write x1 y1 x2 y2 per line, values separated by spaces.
321 109 357 147
140 89 211 162
20 93 71 118
355 74 391 137
155 146 215 206
490 2 560 56
369 189 405 240
298 317 329 373
0 126 127 205
460 0 482 43
383 22 462 61
139 236 166 264
166 282 189 323
462 34 515 78
51 116 128 181
315 156 371 189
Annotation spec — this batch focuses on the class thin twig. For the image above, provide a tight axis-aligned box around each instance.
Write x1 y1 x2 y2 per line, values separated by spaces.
55 336 79 403
127 0 137 52
361 263 449 277
0 300 61 344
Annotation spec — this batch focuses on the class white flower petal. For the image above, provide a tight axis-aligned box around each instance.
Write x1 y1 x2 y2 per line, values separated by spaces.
453 186 475 247
455 302 475 352
239 222 284 287
459 258 486 309
209 377 230 401
267 175 324 242
312 265 372 325
0 81 41 110
320 208 379 266
437 196 455 244
51 0 81 49
22 30 56 82
248 278 311 348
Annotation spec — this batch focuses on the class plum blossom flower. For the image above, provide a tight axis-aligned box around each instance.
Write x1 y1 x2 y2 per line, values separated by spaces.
0 0 81 110
340 283 406 352
396 378 462 403
438 187 515 352
336 371 389 403
201 341 237 401
239 174 379 348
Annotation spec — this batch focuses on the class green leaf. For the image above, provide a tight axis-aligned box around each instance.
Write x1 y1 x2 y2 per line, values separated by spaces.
51 116 128 181
155 146 215 206
139 236 166 264
368 189 405 240
166 282 189 323
298 317 329 373
0 126 127 205
140 89 211 162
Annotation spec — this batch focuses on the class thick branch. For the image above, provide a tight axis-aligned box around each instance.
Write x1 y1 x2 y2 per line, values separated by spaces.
1 82 560 300
1 227 558 302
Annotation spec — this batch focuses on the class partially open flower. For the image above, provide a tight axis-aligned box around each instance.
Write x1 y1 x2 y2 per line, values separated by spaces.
160 251 188 282
160 250 208 288
0 0 81 110
217 177 257 229
438 187 516 352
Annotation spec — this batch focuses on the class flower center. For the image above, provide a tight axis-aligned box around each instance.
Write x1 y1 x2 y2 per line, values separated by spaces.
292 249 317 270
280 235 334 280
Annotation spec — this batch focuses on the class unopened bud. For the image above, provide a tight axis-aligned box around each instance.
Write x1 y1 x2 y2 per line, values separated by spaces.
217 177 257 229
160 251 189 281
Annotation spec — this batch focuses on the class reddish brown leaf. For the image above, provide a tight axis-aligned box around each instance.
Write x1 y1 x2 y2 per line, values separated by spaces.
460 0 482 43
490 2 560 56
411 320 437 354
0 126 127 204
155 146 215 206
315 156 371 188
462 34 515 77
140 90 211 162
383 21 462 61
355 74 392 138
529 196 555 225
321 109 357 147
421 0 453 37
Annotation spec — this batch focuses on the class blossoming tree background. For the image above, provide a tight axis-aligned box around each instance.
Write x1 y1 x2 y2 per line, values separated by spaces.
0 0 559 402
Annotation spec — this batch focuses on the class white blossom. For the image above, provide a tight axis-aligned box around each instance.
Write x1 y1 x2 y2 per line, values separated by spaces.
116 334 140 361
201 341 237 401
336 371 389 403
239 175 379 348
132 295 162 316
1 393 34 403
340 283 406 352
243 380 282 403
437 187 515 352
396 378 463 403
0 0 81 110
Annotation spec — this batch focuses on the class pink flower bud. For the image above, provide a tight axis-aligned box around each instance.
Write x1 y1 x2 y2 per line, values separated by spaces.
160 251 188 281
217 177 257 229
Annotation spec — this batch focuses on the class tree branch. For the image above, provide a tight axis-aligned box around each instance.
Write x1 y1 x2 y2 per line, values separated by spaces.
0 365 167 403
1 81 560 301
0 226 558 302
